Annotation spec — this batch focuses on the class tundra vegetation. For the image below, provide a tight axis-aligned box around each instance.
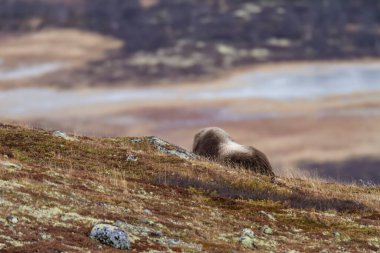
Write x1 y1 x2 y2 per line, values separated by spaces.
0 123 379 252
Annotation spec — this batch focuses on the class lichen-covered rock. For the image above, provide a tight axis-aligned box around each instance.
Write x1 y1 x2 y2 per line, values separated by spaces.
262 225 273 235
239 228 277 250
126 154 138 162
52 131 76 141
148 136 197 160
6 215 18 224
129 138 144 143
242 228 255 238
240 236 255 248
90 224 130 250
143 209 153 215
240 228 256 248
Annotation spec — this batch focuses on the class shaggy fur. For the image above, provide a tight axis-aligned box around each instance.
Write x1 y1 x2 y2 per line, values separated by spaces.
193 127 274 177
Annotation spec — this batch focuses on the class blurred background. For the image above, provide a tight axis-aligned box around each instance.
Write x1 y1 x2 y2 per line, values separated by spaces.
1 0 380 184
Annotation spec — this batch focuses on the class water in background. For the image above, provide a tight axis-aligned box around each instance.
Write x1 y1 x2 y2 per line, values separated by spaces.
1 62 380 118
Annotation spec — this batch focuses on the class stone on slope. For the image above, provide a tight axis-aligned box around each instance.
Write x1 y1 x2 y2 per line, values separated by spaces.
90 224 130 250
6 215 19 224
262 225 273 235
240 228 256 248
148 136 197 160
52 131 77 141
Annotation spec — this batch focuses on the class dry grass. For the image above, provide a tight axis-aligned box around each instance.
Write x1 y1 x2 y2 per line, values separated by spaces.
274 166 321 180
0 123 379 252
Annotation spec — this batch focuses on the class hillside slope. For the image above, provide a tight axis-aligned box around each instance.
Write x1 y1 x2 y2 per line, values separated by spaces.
0 123 379 252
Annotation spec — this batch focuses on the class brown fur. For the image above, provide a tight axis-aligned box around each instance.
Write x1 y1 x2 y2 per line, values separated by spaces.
193 127 274 177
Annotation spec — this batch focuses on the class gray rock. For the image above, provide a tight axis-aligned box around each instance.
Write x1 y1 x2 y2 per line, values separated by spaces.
240 236 255 249
6 215 18 224
53 131 76 141
143 209 153 215
129 138 144 143
167 239 181 246
240 228 256 249
242 228 255 238
90 224 130 250
126 154 138 162
148 136 197 160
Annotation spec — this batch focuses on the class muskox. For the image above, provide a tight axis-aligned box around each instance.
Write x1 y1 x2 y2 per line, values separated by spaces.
192 127 274 177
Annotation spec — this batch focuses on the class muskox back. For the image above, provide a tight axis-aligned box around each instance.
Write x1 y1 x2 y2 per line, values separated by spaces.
193 127 274 177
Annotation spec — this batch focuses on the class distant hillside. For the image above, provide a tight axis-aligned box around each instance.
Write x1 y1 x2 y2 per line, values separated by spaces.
2 0 380 84
0 123 379 252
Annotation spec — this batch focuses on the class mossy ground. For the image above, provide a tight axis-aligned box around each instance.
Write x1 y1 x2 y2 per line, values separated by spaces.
0 123 379 252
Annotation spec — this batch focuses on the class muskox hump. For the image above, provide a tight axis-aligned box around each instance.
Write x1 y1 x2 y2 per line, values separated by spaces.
192 127 230 158
192 127 274 177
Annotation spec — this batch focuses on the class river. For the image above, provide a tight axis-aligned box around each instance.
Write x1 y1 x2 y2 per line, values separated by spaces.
1 62 380 118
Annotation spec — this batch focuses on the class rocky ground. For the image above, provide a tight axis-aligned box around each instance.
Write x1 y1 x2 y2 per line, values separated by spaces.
0 123 379 252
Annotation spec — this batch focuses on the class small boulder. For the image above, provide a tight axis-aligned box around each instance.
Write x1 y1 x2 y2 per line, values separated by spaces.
90 224 130 250
6 215 19 224
128 138 144 143
148 137 197 160
53 131 76 141
126 154 138 162
240 236 255 249
262 225 273 235
168 239 181 246
242 228 255 238
240 228 256 248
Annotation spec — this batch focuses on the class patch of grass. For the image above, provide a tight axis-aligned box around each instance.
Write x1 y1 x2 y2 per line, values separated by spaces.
0 123 379 252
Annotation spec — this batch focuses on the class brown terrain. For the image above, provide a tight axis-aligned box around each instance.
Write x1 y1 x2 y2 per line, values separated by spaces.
0 123 379 252
1 28 380 184
0 1 380 252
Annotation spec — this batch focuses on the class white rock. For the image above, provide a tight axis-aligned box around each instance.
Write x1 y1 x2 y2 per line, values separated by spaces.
90 224 130 250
